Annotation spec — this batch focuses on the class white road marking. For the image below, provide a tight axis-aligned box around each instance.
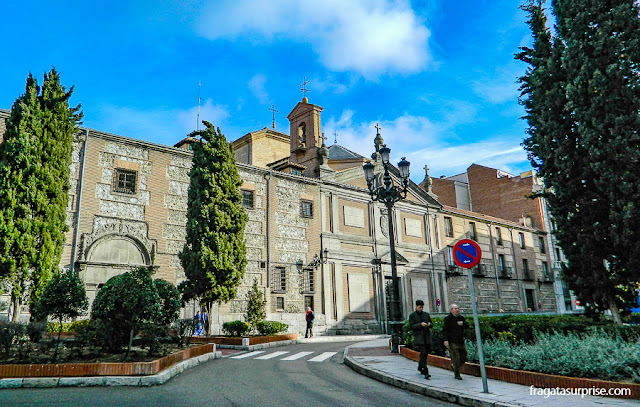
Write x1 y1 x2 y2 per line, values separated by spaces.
307 352 337 362
281 351 314 361
255 351 290 360
230 351 266 359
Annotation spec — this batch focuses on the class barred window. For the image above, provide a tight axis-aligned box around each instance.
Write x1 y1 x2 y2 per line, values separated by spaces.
241 189 254 209
113 168 137 195
272 266 286 292
444 217 453 237
303 268 315 293
300 200 313 218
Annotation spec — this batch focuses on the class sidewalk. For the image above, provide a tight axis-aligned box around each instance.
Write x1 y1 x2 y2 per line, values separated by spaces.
343 338 640 407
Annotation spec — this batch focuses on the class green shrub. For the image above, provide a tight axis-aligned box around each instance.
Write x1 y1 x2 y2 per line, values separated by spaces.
256 321 288 336
0 321 24 356
222 320 250 337
402 314 630 357
26 322 46 343
47 319 90 334
466 329 640 382
246 279 266 333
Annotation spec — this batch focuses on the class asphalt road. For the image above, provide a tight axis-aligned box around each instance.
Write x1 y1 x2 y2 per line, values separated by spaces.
2 341 457 406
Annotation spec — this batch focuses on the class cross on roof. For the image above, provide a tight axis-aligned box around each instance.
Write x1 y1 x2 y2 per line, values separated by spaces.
375 123 381 133
269 104 278 129
300 77 312 99
319 132 327 145
333 130 338 144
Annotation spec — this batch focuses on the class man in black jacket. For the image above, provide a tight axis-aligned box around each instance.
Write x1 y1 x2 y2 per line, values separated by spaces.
442 303 469 380
409 300 432 379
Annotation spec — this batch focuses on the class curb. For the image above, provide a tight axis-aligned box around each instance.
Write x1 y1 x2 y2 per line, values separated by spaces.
343 346 520 407
218 334 389 351
0 350 222 389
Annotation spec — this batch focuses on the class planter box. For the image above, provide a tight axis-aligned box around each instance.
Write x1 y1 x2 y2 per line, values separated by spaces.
399 346 640 399
0 343 215 379
190 333 297 346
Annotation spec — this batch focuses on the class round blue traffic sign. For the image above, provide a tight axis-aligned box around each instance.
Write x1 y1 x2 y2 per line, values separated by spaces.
453 239 482 269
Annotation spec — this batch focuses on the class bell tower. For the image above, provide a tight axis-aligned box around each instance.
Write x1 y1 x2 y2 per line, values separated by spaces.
286 78 327 177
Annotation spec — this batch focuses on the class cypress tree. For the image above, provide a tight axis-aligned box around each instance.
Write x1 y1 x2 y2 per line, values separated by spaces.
0 69 81 321
517 0 640 323
179 121 248 310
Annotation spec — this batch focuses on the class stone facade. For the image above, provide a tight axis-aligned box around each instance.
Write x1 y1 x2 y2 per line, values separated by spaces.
0 99 559 333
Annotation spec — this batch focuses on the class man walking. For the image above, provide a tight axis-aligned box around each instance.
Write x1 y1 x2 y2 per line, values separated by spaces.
443 303 469 380
305 307 315 338
409 300 432 379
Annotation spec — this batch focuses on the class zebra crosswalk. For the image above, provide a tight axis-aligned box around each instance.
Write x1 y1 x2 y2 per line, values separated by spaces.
229 350 337 363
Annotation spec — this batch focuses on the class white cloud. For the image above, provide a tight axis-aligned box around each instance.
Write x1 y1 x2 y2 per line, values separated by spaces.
248 74 270 104
198 0 431 79
94 99 229 145
323 110 530 181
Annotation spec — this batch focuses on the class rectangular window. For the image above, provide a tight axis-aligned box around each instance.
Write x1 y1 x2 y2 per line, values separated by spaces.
519 232 526 249
522 259 531 279
300 201 313 218
276 297 285 311
291 168 303 176
303 268 315 293
496 227 503 245
444 217 453 237
538 236 546 253
112 168 137 195
499 254 506 274
304 296 314 311
469 222 477 240
241 189 254 209
542 262 550 278
272 266 286 292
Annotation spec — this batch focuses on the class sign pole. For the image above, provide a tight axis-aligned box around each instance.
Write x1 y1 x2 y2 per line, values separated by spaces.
453 239 489 394
467 267 489 393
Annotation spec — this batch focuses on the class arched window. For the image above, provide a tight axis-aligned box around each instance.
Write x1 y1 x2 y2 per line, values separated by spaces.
298 122 307 148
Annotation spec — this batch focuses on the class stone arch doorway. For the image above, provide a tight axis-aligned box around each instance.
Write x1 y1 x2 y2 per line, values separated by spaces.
80 234 151 307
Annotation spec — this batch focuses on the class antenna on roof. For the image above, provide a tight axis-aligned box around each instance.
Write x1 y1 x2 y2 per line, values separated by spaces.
196 81 202 131
269 104 278 129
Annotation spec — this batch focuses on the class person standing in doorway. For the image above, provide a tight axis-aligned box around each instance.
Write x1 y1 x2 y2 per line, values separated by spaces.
443 303 469 380
409 300 432 379
305 307 315 338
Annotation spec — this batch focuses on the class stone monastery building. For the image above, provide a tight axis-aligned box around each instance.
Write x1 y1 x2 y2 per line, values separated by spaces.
0 97 571 335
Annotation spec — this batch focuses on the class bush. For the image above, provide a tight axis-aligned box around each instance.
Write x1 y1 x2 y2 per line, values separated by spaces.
466 329 640 382
222 321 250 337
26 322 46 343
91 267 163 358
246 279 266 333
0 321 24 356
256 321 288 336
401 314 629 357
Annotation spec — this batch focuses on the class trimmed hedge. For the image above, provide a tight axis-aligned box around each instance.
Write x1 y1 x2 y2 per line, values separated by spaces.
222 320 250 337
46 319 90 334
403 314 640 356
465 329 640 383
256 321 288 336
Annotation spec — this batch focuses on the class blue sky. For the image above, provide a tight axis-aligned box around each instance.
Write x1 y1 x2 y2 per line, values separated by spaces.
0 0 534 183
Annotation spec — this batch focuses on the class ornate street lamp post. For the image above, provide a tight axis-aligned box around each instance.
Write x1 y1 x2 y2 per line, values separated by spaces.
363 142 410 353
